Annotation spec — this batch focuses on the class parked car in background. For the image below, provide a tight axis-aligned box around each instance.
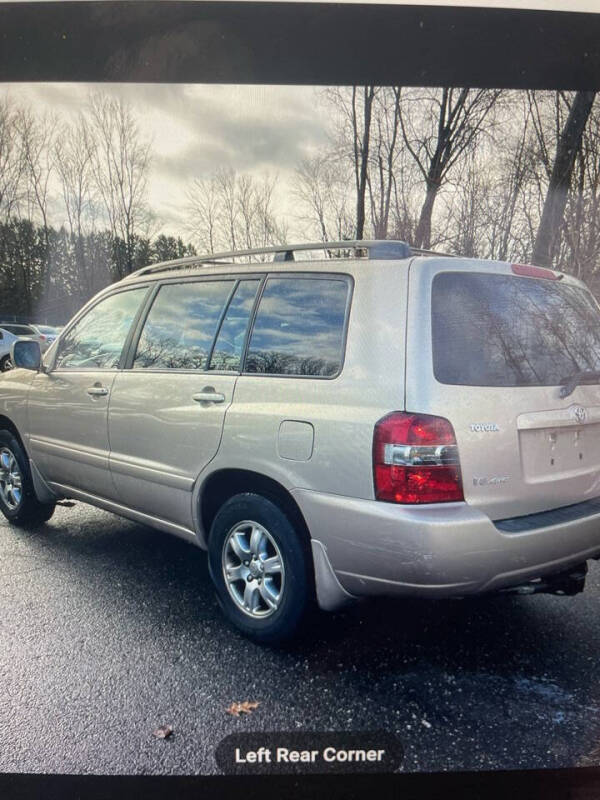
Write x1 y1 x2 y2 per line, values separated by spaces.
0 323 49 353
30 324 61 351
0 327 19 371
0 324 58 369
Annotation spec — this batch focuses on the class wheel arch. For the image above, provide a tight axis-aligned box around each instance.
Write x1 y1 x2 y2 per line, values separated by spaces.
199 468 312 553
199 468 356 617
0 414 27 453
0 414 59 503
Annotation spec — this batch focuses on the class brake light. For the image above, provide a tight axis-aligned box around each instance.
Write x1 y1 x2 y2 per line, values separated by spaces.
373 412 464 504
511 263 560 280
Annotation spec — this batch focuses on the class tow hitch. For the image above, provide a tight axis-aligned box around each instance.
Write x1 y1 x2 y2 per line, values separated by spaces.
501 562 588 597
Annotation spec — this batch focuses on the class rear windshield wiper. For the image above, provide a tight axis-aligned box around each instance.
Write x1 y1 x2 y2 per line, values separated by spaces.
559 370 600 399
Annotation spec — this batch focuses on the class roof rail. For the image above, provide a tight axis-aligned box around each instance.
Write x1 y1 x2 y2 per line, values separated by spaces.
126 240 414 279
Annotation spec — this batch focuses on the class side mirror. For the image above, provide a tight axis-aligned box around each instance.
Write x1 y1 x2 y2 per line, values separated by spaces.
11 339 42 371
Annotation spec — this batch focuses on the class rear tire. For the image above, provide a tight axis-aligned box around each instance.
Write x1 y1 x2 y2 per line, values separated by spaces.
208 492 313 644
0 431 56 526
0 355 12 372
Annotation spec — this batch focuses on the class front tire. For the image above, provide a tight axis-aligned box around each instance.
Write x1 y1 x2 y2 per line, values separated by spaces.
208 493 313 644
0 355 13 372
0 431 56 526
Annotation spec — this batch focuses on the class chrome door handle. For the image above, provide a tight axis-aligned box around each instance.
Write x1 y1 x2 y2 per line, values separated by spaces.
192 389 225 404
86 386 109 397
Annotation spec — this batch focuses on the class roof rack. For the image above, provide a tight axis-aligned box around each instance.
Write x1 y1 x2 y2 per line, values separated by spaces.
126 240 415 279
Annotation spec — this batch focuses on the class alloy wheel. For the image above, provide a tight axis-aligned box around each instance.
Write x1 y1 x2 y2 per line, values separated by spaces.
222 520 285 618
0 448 23 510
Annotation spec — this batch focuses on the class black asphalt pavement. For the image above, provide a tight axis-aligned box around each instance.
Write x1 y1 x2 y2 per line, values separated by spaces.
1 503 599 775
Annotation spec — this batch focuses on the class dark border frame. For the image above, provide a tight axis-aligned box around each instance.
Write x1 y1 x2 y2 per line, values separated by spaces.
1 2 600 89
2 764 600 799
2 2 600 798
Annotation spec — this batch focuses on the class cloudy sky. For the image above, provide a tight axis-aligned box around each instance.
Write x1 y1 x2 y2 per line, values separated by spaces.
6 82 331 240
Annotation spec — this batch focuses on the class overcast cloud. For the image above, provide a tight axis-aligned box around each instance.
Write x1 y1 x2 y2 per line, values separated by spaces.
5 82 331 238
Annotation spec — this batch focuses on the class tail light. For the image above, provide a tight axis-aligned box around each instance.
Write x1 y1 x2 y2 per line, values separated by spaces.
373 412 464 504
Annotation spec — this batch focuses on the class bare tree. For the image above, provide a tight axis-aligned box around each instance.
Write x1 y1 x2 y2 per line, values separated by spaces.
492 104 536 261
88 93 151 277
250 172 288 250
532 90 596 266
185 167 287 254
556 98 600 294
215 166 239 251
293 153 354 242
448 93 541 262
399 87 502 249
0 95 25 222
325 86 501 247
55 114 98 295
438 148 487 257
366 87 403 239
185 175 220 253
388 152 422 245
17 108 57 239
352 86 377 239
16 108 59 304
325 86 411 241
237 173 255 249
325 86 379 240
55 115 97 240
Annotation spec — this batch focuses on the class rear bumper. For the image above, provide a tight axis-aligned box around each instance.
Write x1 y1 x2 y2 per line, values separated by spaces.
292 489 600 605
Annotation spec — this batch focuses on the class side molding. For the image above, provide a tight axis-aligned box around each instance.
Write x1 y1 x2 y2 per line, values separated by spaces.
310 539 357 612
29 460 62 503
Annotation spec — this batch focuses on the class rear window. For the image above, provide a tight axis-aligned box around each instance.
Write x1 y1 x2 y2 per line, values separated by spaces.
432 272 600 386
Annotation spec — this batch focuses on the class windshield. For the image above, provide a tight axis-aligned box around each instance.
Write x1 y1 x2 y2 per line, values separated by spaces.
432 272 600 387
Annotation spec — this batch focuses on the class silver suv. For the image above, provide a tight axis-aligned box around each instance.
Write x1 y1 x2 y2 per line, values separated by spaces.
2 240 600 643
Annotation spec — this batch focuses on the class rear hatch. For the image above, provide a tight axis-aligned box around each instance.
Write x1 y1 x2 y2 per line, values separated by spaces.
405 258 600 521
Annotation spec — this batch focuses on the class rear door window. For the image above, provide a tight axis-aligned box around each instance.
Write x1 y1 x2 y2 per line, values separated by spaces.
432 272 600 386
133 280 234 370
245 276 350 377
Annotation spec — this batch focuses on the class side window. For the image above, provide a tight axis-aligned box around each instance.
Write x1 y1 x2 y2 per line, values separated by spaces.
55 288 147 370
245 277 349 377
133 280 234 370
209 279 261 371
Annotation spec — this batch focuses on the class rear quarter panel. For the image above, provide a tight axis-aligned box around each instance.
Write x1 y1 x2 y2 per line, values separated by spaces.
200 263 410 501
